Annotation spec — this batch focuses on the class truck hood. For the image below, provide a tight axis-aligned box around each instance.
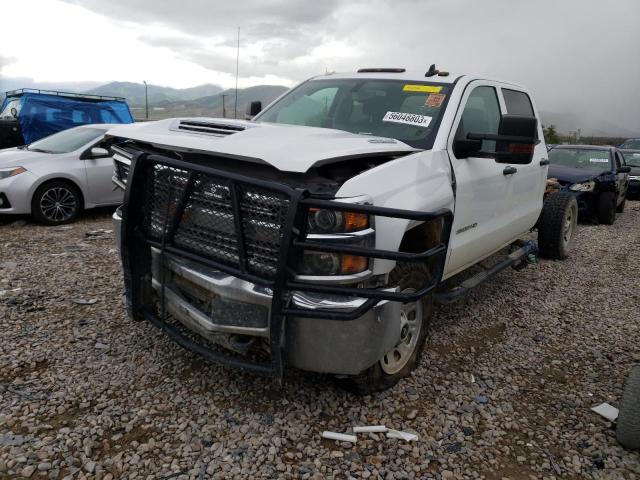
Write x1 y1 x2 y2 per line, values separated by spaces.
547 164 607 184
107 118 418 173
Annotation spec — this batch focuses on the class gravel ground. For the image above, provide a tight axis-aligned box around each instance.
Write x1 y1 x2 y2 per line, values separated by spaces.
1 203 639 480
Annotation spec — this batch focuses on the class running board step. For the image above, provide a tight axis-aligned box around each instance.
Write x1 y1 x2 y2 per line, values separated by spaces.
435 240 537 305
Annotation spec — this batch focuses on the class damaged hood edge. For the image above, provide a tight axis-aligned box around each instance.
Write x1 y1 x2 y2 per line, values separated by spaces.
107 117 419 173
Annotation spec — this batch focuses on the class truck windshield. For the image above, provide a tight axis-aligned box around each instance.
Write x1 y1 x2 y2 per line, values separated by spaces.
549 148 612 171
255 78 451 148
0 99 21 119
27 126 107 153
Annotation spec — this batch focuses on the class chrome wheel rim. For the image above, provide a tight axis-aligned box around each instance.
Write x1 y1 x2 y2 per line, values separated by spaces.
40 187 77 222
380 289 422 375
563 202 577 247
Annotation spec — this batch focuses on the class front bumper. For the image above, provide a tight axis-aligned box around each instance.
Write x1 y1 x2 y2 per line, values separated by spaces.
0 170 38 214
113 207 401 375
628 179 640 198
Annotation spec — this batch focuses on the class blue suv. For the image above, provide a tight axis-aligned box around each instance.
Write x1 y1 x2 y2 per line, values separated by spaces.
0 89 134 149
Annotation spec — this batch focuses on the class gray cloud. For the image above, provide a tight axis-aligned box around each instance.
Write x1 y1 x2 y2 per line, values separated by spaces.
0 55 17 72
39 0 640 133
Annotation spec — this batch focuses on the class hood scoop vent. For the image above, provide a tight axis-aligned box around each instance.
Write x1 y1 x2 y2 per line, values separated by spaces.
177 120 246 136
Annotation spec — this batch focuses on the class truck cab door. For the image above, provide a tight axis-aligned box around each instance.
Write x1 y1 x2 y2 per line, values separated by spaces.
445 82 515 275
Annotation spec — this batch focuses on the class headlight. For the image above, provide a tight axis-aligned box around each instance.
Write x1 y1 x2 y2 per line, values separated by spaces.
569 181 595 192
298 251 369 276
0 167 26 179
308 208 369 234
629 175 640 180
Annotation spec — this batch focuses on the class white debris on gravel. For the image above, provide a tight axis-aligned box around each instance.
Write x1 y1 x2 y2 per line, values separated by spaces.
321 431 357 443
591 403 619 422
1 204 640 479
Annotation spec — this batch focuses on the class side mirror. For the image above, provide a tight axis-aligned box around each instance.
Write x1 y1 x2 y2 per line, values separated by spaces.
90 147 110 158
618 165 631 174
245 101 262 120
452 138 482 159
464 115 538 164
10 107 18 118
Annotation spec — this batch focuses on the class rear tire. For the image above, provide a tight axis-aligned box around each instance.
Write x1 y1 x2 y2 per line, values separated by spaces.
31 180 82 225
597 191 616 225
617 366 640 450
538 192 578 260
338 263 432 395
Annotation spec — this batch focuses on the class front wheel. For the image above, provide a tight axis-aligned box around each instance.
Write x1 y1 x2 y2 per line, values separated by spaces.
31 181 82 225
616 196 626 213
339 263 432 395
597 191 616 225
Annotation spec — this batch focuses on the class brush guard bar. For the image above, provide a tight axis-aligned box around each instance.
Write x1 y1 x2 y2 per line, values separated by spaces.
120 151 452 377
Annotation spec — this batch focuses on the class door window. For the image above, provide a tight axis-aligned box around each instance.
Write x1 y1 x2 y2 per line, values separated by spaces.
455 86 501 154
502 89 534 116
615 152 623 170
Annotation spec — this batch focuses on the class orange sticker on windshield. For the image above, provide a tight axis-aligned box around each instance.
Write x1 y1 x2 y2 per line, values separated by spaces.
425 93 446 108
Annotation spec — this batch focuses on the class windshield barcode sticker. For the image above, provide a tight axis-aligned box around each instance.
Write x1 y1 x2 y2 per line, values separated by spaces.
589 158 609 163
382 112 432 128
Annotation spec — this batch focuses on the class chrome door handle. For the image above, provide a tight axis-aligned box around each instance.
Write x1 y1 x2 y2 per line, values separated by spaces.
503 166 518 175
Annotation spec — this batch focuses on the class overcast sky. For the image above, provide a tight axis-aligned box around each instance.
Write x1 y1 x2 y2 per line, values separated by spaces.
1 0 639 134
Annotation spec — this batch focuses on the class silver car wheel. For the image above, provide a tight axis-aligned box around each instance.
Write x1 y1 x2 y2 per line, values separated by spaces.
380 289 422 375
563 201 577 247
39 187 77 222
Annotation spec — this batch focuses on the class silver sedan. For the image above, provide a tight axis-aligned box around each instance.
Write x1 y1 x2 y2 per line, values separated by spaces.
0 124 123 224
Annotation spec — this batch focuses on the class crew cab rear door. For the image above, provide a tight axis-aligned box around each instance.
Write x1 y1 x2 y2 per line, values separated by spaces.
497 87 546 237
445 81 515 274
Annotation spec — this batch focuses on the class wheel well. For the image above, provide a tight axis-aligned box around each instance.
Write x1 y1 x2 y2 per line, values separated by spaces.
399 220 443 254
33 178 85 210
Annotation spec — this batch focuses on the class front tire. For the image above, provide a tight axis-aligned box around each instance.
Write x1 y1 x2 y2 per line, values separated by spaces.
597 191 616 225
617 366 640 450
31 180 82 225
339 263 432 395
538 192 578 260
616 196 626 213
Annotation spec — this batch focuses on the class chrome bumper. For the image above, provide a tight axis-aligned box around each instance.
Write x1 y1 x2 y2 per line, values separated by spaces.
113 207 402 375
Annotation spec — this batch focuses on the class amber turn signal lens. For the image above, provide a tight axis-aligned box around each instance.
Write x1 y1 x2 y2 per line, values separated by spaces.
340 254 368 274
508 143 534 154
344 212 369 232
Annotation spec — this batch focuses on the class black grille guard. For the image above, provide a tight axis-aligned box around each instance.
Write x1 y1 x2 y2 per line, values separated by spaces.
121 151 452 377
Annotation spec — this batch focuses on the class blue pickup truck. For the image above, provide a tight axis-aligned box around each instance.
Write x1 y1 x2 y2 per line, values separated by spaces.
0 89 134 149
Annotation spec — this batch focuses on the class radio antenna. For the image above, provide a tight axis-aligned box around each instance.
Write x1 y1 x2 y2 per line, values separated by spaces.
234 27 240 119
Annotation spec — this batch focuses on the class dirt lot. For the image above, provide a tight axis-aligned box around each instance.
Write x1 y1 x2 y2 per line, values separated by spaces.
1 203 639 480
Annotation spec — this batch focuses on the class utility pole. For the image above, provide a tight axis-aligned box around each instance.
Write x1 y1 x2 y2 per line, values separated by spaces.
143 80 149 120
234 27 240 119
222 94 229 118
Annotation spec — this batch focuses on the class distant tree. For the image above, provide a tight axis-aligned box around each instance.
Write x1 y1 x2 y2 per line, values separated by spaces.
543 125 560 144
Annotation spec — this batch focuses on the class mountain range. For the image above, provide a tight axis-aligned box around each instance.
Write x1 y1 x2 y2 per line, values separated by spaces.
85 81 288 120
84 81 224 107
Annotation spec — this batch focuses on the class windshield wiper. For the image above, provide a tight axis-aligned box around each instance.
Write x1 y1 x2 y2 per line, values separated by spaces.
28 148 54 153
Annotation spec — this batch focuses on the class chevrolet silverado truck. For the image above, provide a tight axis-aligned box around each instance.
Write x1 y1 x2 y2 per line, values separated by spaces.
109 67 577 393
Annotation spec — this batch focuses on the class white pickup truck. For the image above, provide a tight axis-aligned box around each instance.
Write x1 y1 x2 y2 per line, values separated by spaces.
109 67 577 393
